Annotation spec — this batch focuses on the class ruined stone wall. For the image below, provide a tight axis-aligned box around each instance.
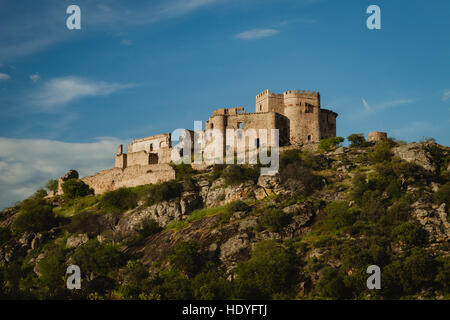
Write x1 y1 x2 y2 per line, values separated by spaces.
127 150 151 167
81 163 175 195
129 133 171 153
319 109 338 140
368 131 387 142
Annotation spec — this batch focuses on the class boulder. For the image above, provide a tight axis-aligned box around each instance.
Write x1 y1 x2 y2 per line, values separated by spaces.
392 142 436 172
411 202 450 242
66 234 89 248
220 233 249 260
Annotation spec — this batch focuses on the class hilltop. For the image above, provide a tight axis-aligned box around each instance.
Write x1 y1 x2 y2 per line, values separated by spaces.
0 138 449 300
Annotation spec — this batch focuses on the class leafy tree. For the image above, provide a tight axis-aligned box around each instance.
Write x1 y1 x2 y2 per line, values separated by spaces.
347 134 366 147
435 182 450 207
45 179 59 194
325 201 356 229
32 188 48 199
368 141 392 163
101 188 138 213
391 222 427 248
38 244 67 296
72 239 126 278
317 267 350 299
260 208 291 232
147 181 183 206
168 241 205 277
62 179 94 199
318 137 344 152
233 241 297 299
191 270 232 300
12 199 58 233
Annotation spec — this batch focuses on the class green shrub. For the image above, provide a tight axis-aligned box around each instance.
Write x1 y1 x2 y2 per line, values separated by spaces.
228 200 250 213
260 208 291 232
318 137 344 152
325 201 357 229
32 188 48 199
72 239 126 278
38 244 67 295
317 267 350 299
191 270 232 300
45 179 59 194
347 134 366 147
147 181 183 206
65 211 104 237
12 199 58 233
435 182 450 207
280 162 323 195
168 241 205 277
391 222 427 247
119 261 152 299
233 241 297 299
101 188 138 213
368 141 392 163
62 179 94 199
220 165 260 185
135 217 161 238
0 227 12 246
171 163 195 181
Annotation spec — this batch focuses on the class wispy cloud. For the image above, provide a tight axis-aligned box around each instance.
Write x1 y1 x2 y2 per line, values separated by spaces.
30 73 41 83
360 97 416 114
443 89 450 101
0 73 11 81
235 28 279 40
30 76 135 110
0 0 225 63
0 136 123 209
120 39 133 46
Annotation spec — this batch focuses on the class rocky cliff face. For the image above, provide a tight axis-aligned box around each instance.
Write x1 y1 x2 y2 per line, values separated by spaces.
1 140 449 300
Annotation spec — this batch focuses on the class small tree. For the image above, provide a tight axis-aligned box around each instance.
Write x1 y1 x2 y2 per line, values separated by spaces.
45 179 59 194
347 134 366 147
62 179 94 199
318 137 344 152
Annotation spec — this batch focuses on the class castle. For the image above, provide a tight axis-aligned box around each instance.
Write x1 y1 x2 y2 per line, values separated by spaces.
114 89 338 169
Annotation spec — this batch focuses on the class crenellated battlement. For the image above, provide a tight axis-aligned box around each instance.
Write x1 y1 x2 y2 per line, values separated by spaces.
283 90 319 97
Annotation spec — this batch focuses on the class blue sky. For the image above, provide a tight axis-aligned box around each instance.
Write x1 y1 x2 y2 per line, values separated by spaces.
0 0 449 208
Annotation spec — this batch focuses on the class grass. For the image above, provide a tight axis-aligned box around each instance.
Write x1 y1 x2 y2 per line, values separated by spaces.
53 195 101 217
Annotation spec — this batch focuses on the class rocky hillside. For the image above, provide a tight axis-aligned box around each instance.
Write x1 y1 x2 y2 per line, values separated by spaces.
1 138 449 300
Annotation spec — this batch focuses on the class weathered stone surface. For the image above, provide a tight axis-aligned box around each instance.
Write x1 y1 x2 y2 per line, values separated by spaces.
238 217 258 232
66 234 89 248
392 142 436 172
411 202 450 242
220 233 249 260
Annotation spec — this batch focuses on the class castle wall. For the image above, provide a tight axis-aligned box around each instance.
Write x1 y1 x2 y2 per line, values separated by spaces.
81 164 175 195
127 150 151 167
319 109 338 140
129 133 171 153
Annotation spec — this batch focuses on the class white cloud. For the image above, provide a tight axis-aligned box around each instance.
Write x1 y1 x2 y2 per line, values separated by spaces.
31 76 135 110
442 89 450 101
0 137 123 210
0 73 11 81
359 97 416 115
120 39 133 46
30 73 41 83
235 28 279 40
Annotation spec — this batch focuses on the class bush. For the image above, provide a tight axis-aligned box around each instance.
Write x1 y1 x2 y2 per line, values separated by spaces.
72 239 125 278
220 165 260 185
12 199 58 233
65 211 104 237
347 134 366 147
0 227 12 246
260 208 291 232
171 163 195 181
435 182 450 207
38 244 67 295
147 181 183 206
368 141 392 163
325 201 356 229
318 137 344 152
62 179 94 199
280 162 323 195
32 188 48 199
391 222 427 247
317 267 350 299
233 241 297 299
101 188 138 213
168 241 205 277
191 270 232 300
228 201 250 213
135 217 161 238
45 179 59 194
